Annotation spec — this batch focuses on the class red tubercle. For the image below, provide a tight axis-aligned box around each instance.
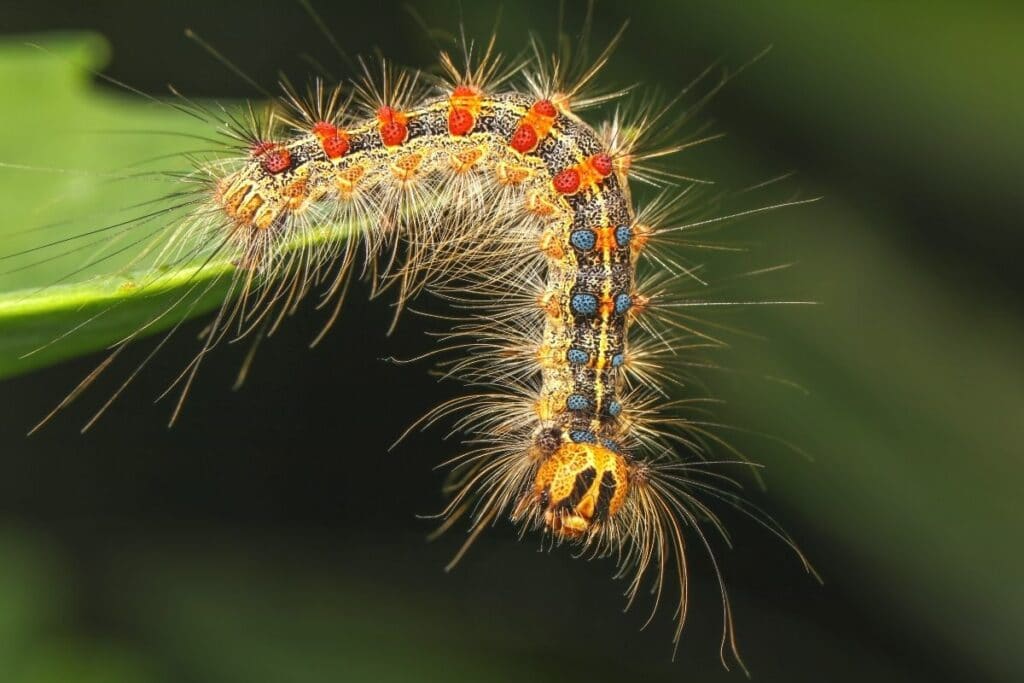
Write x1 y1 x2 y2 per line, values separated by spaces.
531 99 558 118
312 121 349 159
448 107 474 136
449 84 482 136
589 153 614 177
250 139 291 174
312 121 337 140
249 140 276 158
553 168 581 195
322 132 350 159
514 100 557 151
510 124 539 153
260 147 292 174
380 121 408 146
377 105 409 146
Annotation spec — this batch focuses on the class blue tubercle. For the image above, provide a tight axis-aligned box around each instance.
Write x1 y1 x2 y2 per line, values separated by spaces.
570 229 596 251
615 224 632 247
567 394 590 411
566 348 589 365
570 430 596 444
571 293 598 316
600 438 623 453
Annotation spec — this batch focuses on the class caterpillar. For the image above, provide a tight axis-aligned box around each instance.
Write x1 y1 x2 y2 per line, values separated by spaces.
7 18 816 670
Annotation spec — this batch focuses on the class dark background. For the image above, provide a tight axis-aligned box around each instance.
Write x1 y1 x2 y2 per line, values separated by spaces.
1 1 1021 681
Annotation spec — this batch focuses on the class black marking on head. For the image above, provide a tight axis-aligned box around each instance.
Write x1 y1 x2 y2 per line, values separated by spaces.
560 466 597 511
594 470 618 523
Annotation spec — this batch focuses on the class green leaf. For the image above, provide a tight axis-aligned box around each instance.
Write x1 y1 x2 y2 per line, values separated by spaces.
0 35 233 378
0 35 358 380
2 22 1022 680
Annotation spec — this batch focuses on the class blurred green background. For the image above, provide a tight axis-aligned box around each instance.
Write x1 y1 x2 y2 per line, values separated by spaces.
0 1 1021 681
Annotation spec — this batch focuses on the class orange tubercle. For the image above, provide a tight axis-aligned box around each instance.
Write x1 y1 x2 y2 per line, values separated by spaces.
391 152 423 181
495 162 531 185
538 229 564 257
630 293 651 315
632 223 653 253
526 189 557 216
451 147 484 173
335 165 365 198
540 291 562 318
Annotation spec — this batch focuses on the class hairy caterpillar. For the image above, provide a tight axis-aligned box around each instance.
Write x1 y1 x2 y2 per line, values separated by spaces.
6 18 817 670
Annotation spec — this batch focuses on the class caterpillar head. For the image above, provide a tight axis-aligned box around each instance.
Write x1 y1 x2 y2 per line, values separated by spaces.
532 442 629 537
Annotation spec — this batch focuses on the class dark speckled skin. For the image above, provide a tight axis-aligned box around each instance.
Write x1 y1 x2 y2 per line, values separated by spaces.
228 91 634 455
398 95 634 450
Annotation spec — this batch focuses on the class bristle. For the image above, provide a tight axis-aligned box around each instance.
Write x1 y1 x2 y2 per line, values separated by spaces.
19 20 816 668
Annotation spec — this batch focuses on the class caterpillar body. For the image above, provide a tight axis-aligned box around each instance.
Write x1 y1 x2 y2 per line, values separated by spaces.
222 87 639 531
14 26 815 670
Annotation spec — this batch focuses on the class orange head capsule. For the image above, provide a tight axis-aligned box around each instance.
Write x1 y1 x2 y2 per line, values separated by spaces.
532 442 629 537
